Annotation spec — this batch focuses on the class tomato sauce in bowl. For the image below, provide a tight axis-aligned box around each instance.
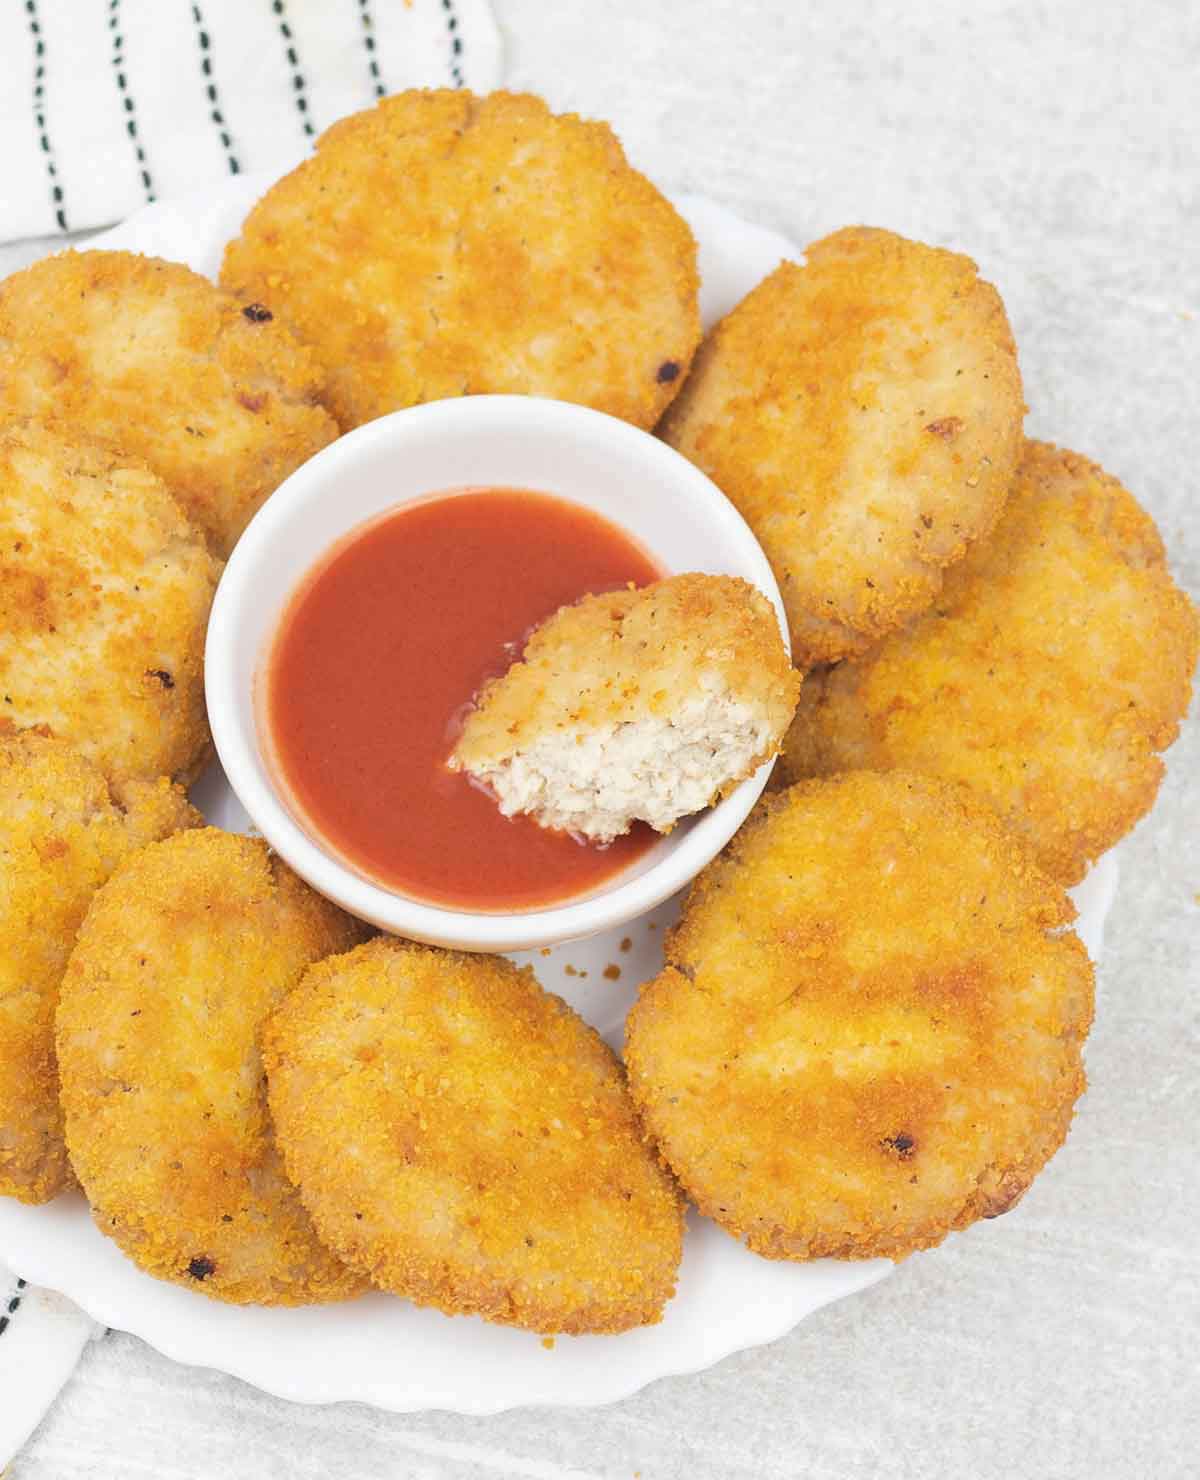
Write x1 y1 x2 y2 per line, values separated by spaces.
262 488 664 912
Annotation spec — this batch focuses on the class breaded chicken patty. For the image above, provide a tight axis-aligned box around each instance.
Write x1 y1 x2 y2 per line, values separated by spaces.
0 731 199 1204
782 442 1199 884
221 89 700 432
0 250 338 555
624 773 1094 1262
264 938 684 1334
56 829 369 1305
0 421 220 786
450 574 801 842
658 229 1025 666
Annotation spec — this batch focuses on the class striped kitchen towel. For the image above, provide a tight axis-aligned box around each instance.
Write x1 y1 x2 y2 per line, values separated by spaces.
0 1271 101 1467
0 0 503 244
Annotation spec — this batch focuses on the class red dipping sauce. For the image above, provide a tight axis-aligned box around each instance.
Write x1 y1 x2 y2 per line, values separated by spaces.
263 489 664 912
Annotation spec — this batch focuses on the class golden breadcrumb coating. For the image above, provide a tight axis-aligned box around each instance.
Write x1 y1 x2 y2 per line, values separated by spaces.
0 420 220 786
782 442 1200 884
264 938 684 1334
0 731 199 1204
56 828 370 1305
221 89 700 432
625 772 1094 1262
0 250 338 555
450 573 801 841
659 228 1025 666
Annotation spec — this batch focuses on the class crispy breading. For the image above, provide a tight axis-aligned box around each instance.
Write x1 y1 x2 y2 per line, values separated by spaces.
263 938 684 1334
624 772 1094 1262
0 731 199 1204
450 573 801 841
0 250 338 555
782 442 1200 884
658 228 1025 666
0 420 220 786
221 89 700 432
56 829 370 1305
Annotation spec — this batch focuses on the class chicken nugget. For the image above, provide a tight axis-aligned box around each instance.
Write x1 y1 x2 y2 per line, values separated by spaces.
56 829 369 1305
782 442 1199 884
0 731 199 1204
264 938 684 1334
0 421 220 787
0 250 338 555
450 573 801 842
659 228 1025 666
625 772 1094 1262
221 89 700 432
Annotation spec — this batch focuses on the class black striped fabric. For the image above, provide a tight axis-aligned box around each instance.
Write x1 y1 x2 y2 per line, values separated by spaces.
191 2 241 175
1 0 501 244
271 0 315 140
25 0 66 230
358 0 386 100
109 0 155 205
0 1276 26 1339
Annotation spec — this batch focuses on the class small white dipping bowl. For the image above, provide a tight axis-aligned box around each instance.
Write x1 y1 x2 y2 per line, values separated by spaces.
206 395 787 952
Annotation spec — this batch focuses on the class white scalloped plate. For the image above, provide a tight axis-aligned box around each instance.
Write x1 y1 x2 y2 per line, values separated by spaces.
0 176 1120 1412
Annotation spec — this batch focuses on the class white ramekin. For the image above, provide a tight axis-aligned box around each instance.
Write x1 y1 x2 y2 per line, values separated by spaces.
205 395 786 952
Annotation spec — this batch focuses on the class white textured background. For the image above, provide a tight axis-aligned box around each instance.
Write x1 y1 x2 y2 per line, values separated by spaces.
8 1 1200 1476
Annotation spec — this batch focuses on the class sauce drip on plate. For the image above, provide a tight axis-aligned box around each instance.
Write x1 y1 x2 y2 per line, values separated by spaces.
264 488 663 911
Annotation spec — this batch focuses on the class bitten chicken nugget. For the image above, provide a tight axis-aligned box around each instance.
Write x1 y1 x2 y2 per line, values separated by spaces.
659 229 1024 666
0 421 220 786
625 773 1094 1262
782 442 1199 884
221 89 700 432
0 250 338 555
0 731 199 1204
450 573 801 842
264 938 684 1334
56 829 369 1305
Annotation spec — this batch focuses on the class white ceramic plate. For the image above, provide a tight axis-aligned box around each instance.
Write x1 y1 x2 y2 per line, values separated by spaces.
0 179 1120 1412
